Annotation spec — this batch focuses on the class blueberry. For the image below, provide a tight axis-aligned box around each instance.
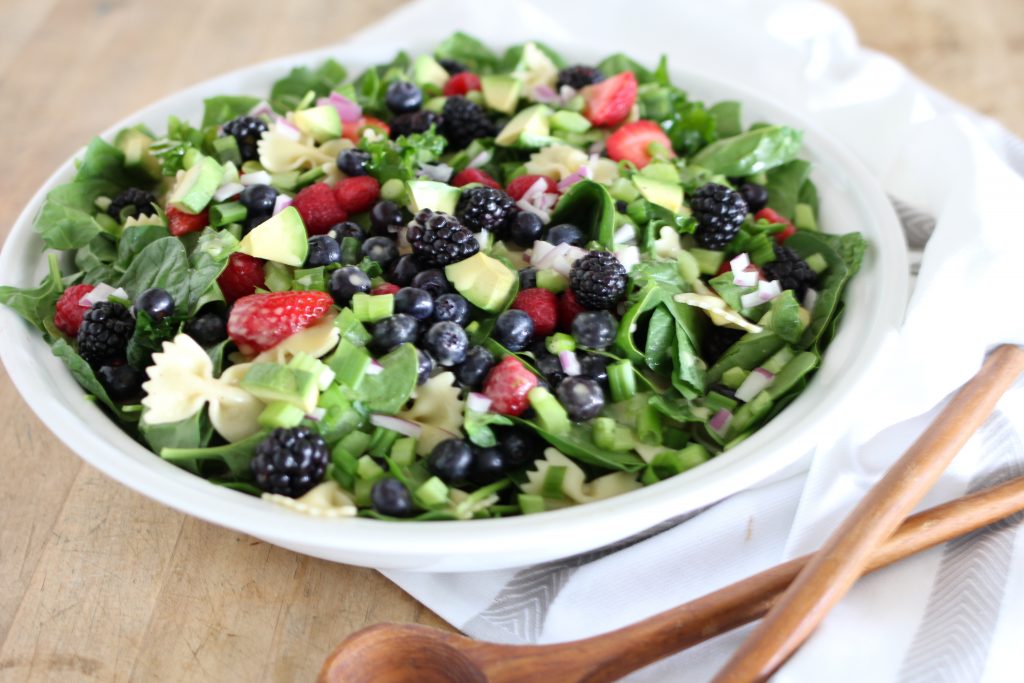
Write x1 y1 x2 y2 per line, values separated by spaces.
244 211 270 234
508 211 544 248
472 446 505 485
532 350 566 387
361 236 399 268
336 149 370 176
387 254 420 286
615 199 628 213
239 184 278 214
493 310 534 351
546 223 585 246
494 426 542 467
416 348 434 385
432 293 470 326
134 287 174 321
370 477 415 517
427 439 473 484
184 311 227 346
579 353 609 386
518 267 537 291
370 200 406 235
328 266 371 306
97 364 144 402
572 310 616 349
738 182 769 213
422 321 469 366
328 221 365 242
411 269 452 298
385 80 424 114
454 345 495 389
394 287 434 321
371 314 420 354
305 235 342 267
556 376 605 421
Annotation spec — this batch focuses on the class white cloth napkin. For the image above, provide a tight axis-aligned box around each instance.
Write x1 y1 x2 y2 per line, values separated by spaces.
342 1 1024 680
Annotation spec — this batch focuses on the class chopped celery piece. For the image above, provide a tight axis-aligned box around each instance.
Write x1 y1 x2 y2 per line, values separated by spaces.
676 250 701 285
296 166 326 186
592 417 635 452
351 293 394 322
689 248 725 276
536 269 569 293
608 360 636 402
389 437 417 466
528 387 570 436
380 177 406 202
257 401 306 429
762 346 796 374
805 252 828 274
212 135 241 165
356 454 385 480
518 494 546 515
705 391 738 413
722 366 749 390
369 427 400 458
326 338 371 389
651 444 710 478
545 333 576 354
415 477 449 507
729 391 773 435
541 466 567 499
264 262 292 292
635 405 663 446
339 430 372 458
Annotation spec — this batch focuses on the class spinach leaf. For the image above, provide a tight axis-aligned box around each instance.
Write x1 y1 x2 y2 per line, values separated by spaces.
768 290 803 344
707 330 784 384
359 343 418 413
497 41 566 71
786 231 865 348
75 137 132 186
649 394 707 424
75 234 118 282
0 254 64 333
434 32 498 73
764 159 811 218
140 409 213 473
709 101 742 138
127 310 179 368
668 305 706 398
150 116 210 177
116 223 170 268
595 53 654 83
708 271 759 315
117 236 190 304
161 431 267 477
270 59 347 113
644 305 676 374
202 95 261 127
464 409 512 448
798 178 819 219
690 125 803 176
34 179 116 250
511 418 645 472
548 180 616 249
186 228 237 314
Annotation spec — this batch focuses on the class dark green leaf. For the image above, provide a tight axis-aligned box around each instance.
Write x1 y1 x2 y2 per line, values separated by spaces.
709 101 742 138
767 290 803 344
34 179 116 249
358 125 447 183
50 338 135 418
464 409 512 448
595 53 654 83
690 125 803 176
510 418 645 472
548 180 616 249
116 223 170 268
786 231 865 348
186 228 237 314
707 330 785 384
202 95 261 127
764 159 811 218
434 32 498 73
498 41 566 71
140 410 213 473
75 137 132 186
270 59 348 113
359 343 419 414
161 431 266 477
127 310 179 368
0 254 64 333
644 306 676 374
117 236 190 304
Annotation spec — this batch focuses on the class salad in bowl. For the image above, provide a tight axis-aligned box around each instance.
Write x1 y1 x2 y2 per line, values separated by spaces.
0 33 864 524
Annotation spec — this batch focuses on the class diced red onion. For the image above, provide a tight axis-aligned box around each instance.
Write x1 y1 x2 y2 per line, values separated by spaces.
758 279 782 300
307 407 327 421
272 194 292 216
614 246 640 271
214 182 245 202
533 241 572 270
274 117 301 141
803 288 818 310
565 246 589 263
551 257 572 278
732 266 760 288
587 140 605 156
538 193 558 211
317 93 362 123
81 283 115 306
240 171 272 186
516 198 550 223
473 229 489 248
248 100 273 118
467 149 492 169
559 350 581 376
709 408 733 434
735 367 775 402
614 224 636 244
531 84 560 104
369 414 422 438
521 178 549 202
467 392 493 413
730 253 750 273
558 85 578 101
529 240 553 265
740 291 765 309
417 163 454 182
557 165 593 192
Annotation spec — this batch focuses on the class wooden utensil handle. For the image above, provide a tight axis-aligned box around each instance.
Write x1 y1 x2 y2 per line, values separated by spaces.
711 344 1024 682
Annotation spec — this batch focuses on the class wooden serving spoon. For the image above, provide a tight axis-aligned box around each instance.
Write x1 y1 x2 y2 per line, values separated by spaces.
319 473 1024 683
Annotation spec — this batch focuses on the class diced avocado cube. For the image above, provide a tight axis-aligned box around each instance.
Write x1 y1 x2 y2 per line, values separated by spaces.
632 175 683 214
406 179 461 215
263 262 292 292
805 253 828 274
495 104 554 148
535 268 569 293
443 252 517 313
292 105 341 143
550 110 591 133
258 401 306 429
168 155 224 214
240 363 318 413
518 494 546 515
114 128 162 181
480 74 523 114
412 55 450 90
639 162 681 185
688 248 726 276
794 202 817 231
528 386 571 436
415 476 449 507
237 206 308 267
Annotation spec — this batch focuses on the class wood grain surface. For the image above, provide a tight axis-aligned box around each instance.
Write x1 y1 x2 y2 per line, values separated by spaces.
0 1 1021 681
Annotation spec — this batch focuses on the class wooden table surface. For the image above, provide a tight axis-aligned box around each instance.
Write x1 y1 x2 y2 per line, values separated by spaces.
1 1 1021 680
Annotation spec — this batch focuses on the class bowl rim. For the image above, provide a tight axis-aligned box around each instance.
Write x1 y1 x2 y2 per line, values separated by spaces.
0 38 908 568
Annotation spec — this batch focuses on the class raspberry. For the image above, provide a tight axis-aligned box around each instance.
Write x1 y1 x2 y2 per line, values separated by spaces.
451 168 501 189
292 182 348 235
557 289 587 332
227 290 334 355
690 183 748 250
443 72 482 96
54 284 95 337
755 208 796 244
569 251 628 310
483 356 538 416
506 174 557 201
511 288 558 337
334 176 380 214
371 283 400 296
217 253 266 304
167 206 209 237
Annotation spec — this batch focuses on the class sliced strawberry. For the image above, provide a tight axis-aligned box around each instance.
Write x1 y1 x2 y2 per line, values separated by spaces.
483 356 539 416
755 208 796 244
217 253 267 304
342 116 391 143
451 168 501 189
605 120 675 168
371 283 400 296
557 289 588 333
582 71 638 127
443 72 482 96
511 288 558 337
334 176 380 214
506 174 558 201
167 207 210 237
292 182 348 235
227 290 334 355
54 284 95 337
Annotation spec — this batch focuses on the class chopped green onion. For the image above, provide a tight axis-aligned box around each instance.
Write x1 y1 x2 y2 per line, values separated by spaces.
608 360 636 402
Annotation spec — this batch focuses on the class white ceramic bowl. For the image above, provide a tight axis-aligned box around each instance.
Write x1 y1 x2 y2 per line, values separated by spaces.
0 41 907 572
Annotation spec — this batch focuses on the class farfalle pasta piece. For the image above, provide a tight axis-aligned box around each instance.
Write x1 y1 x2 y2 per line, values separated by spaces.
521 448 642 504
524 144 589 181
398 371 465 455
208 364 264 443
674 292 764 333
257 123 333 173
263 481 357 518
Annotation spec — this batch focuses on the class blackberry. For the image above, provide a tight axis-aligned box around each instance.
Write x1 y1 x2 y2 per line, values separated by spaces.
762 245 819 300
438 58 467 75
406 210 479 267
107 188 157 221
690 183 748 249
390 110 443 139
569 251 627 310
97 365 144 402
557 65 604 90
222 115 268 162
250 427 329 498
703 325 744 364
76 301 134 368
440 97 496 150
455 186 515 234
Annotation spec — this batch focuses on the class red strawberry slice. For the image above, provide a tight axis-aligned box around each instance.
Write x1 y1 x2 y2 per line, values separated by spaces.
582 71 638 127
334 176 380 214
605 120 675 168
228 290 334 355
342 116 390 143
755 208 797 244
54 284 95 336
506 174 558 201
293 182 348 235
557 289 587 332
217 253 267 304
167 207 210 237
451 168 501 189
483 356 539 416
511 288 558 337
443 72 482 96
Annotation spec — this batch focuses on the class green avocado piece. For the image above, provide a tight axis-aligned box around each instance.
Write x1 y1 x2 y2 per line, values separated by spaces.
481 74 523 114
237 206 308 267
168 155 224 214
293 104 341 143
633 175 683 214
406 179 461 214
496 104 554 148
240 363 319 413
114 128 162 181
549 110 591 133
444 252 516 313
412 55 451 90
